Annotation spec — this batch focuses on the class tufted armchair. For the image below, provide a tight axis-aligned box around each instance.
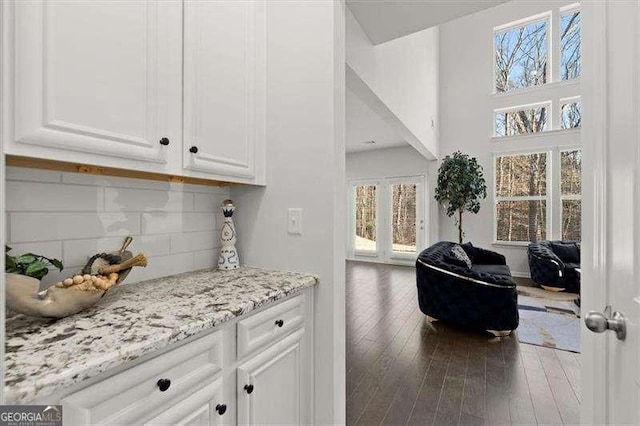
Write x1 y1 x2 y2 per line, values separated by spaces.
416 241 519 335
528 241 580 292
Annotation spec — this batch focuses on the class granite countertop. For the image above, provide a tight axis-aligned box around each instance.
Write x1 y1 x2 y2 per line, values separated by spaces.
5 266 318 403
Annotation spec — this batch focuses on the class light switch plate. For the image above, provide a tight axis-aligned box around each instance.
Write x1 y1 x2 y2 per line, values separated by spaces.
288 208 303 235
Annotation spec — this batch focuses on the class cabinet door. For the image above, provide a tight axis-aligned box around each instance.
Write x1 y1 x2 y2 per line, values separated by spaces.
237 329 304 425
4 0 181 166
183 0 266 182
143 378 228 426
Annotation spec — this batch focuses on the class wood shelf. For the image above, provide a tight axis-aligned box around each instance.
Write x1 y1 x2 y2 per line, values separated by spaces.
5 155 240 188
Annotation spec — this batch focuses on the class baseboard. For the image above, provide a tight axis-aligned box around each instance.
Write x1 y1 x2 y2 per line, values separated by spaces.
345 257 416 268
511 271 531 279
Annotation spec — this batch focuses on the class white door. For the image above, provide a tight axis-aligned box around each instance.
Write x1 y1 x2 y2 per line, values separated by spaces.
183 0 266 183
349 176 426 264
3 0 182 167
582 0 640 423
143 378 227 426
237 329 304 426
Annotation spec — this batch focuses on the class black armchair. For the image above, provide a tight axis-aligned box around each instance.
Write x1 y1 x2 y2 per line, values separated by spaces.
528 241 580 292
416 242 519 335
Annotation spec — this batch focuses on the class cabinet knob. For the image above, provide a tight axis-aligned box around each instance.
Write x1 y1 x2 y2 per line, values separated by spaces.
215 404 227 415
156 378 171 392
244 384 254 394
189 146 199 154
159 137 170 146
275 319 284 328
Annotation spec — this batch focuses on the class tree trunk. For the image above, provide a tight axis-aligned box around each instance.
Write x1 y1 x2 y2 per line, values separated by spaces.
458 209 463 244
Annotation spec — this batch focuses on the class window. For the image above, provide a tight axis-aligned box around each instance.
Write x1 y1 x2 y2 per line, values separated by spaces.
495 18 548 92
560 99 581 129
493 6 581 136
354 185 377 251
391 183 417 253
495 103 549 137
495 153 549 242
561 149 582 240
560 9 581 81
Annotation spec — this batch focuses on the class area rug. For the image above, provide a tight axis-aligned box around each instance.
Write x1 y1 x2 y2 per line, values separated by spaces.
516 307 580 353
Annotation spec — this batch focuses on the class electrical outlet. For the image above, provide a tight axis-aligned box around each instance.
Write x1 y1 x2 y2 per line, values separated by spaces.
288 208 303 235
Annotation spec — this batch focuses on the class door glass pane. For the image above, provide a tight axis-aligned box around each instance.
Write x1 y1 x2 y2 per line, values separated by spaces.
391 183 417 253
355 185 377 251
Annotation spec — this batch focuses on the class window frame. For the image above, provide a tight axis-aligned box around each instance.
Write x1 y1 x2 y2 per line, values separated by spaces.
493 12 551 95
493 150 552 245
493 5 580 95
559 96 582 130
559 4 582 82
492 5 581 140
493 101 552 138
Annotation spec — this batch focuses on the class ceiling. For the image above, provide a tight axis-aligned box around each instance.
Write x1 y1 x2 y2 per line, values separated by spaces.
347 0 510 45
346 88 407 153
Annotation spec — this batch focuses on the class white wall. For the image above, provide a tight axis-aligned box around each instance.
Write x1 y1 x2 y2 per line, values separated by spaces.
346 146 440 250
229 1 345 423
439 0 580 276
5 167 229 288
346 7 439 159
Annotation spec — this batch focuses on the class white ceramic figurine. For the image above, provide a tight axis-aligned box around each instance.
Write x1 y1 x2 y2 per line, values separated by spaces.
218 199 240 270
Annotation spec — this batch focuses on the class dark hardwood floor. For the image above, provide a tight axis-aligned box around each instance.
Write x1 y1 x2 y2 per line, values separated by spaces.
346 260 581 426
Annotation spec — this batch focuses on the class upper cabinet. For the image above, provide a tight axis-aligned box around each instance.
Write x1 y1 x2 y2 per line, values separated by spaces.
183 0 266 182
3 1 182 169
1 0 266 185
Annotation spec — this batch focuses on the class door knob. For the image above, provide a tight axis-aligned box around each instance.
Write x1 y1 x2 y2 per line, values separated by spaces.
585 306 626 340
244 384 254 394
215 404 227 415
159 137 170 146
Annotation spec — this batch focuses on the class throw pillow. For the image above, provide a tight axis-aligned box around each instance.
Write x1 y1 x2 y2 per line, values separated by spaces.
450 244 472 269
549 241 580 263
444 253 468 268
461 242 475 262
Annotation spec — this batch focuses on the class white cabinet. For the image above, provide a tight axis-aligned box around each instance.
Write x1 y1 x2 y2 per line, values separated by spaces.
237 329 305 426
2 0 182 169
183 0 266 182
54 291 313 426
2 0 266 185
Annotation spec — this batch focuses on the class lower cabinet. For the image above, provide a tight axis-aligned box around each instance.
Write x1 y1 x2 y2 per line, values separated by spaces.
143 378 225 426
57 291 312 426
237 329 305 425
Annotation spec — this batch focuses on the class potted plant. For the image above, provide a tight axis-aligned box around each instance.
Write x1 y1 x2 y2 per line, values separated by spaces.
5 245 63 280
435 151 487 244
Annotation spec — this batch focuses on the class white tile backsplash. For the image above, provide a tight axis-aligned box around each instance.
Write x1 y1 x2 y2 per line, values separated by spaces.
104 187 194 213
6 167 229 287
7 181 104 211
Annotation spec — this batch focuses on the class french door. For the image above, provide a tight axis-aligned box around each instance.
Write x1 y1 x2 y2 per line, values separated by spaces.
349 176 426 264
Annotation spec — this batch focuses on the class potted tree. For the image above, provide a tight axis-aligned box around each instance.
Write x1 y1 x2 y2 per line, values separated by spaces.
435 151 487 244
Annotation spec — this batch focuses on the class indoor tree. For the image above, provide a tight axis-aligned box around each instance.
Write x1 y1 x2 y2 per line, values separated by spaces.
435 151 487 244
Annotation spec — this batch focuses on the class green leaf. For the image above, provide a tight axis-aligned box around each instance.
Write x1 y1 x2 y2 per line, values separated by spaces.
24 262 48 280
15 254 37 265
50 259 64 271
